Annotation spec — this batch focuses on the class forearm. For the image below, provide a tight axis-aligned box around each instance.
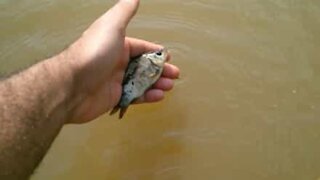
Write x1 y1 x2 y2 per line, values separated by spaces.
0 52 78 178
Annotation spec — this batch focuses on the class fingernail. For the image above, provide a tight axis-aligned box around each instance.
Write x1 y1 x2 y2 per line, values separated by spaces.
120 0 134 4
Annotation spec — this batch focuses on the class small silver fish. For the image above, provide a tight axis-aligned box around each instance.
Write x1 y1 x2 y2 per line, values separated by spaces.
110 48 168 119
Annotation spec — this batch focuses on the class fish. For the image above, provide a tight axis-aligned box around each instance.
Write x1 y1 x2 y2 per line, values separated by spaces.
110 48 168 119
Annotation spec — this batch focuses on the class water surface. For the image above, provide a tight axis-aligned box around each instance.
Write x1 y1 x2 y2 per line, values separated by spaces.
1 0 320 179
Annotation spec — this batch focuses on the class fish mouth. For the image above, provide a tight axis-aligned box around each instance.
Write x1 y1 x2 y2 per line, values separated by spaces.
161 48 169 62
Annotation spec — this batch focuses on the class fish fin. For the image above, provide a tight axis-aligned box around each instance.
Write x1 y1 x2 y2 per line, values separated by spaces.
109 105 120 116
119 106 129 119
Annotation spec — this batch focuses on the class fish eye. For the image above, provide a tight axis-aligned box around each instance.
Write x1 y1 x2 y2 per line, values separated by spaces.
156 51 162 56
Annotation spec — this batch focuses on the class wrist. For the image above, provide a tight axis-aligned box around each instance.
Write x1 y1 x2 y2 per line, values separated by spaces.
44 51 84 124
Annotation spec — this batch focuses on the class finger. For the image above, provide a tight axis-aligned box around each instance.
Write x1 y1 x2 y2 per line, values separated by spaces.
152 78 174 91
162 63 180 79
126 37 163 57
100 0 140 30
133 89 164 104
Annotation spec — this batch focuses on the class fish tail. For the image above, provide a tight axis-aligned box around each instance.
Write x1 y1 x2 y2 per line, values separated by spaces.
110 105 129 119
119 106 129 119
109 106 120 116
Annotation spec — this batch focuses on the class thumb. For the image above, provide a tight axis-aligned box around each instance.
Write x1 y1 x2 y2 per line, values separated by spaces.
101 0 140 30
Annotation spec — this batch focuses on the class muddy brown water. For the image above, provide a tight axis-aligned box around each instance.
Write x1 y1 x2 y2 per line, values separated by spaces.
1 0 320 179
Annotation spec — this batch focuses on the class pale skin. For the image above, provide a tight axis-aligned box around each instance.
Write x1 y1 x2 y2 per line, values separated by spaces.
0 0 180 179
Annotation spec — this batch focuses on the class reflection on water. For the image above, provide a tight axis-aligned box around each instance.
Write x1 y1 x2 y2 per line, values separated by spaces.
1 0 320 179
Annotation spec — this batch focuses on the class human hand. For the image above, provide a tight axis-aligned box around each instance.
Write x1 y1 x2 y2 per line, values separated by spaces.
63 0 180 123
